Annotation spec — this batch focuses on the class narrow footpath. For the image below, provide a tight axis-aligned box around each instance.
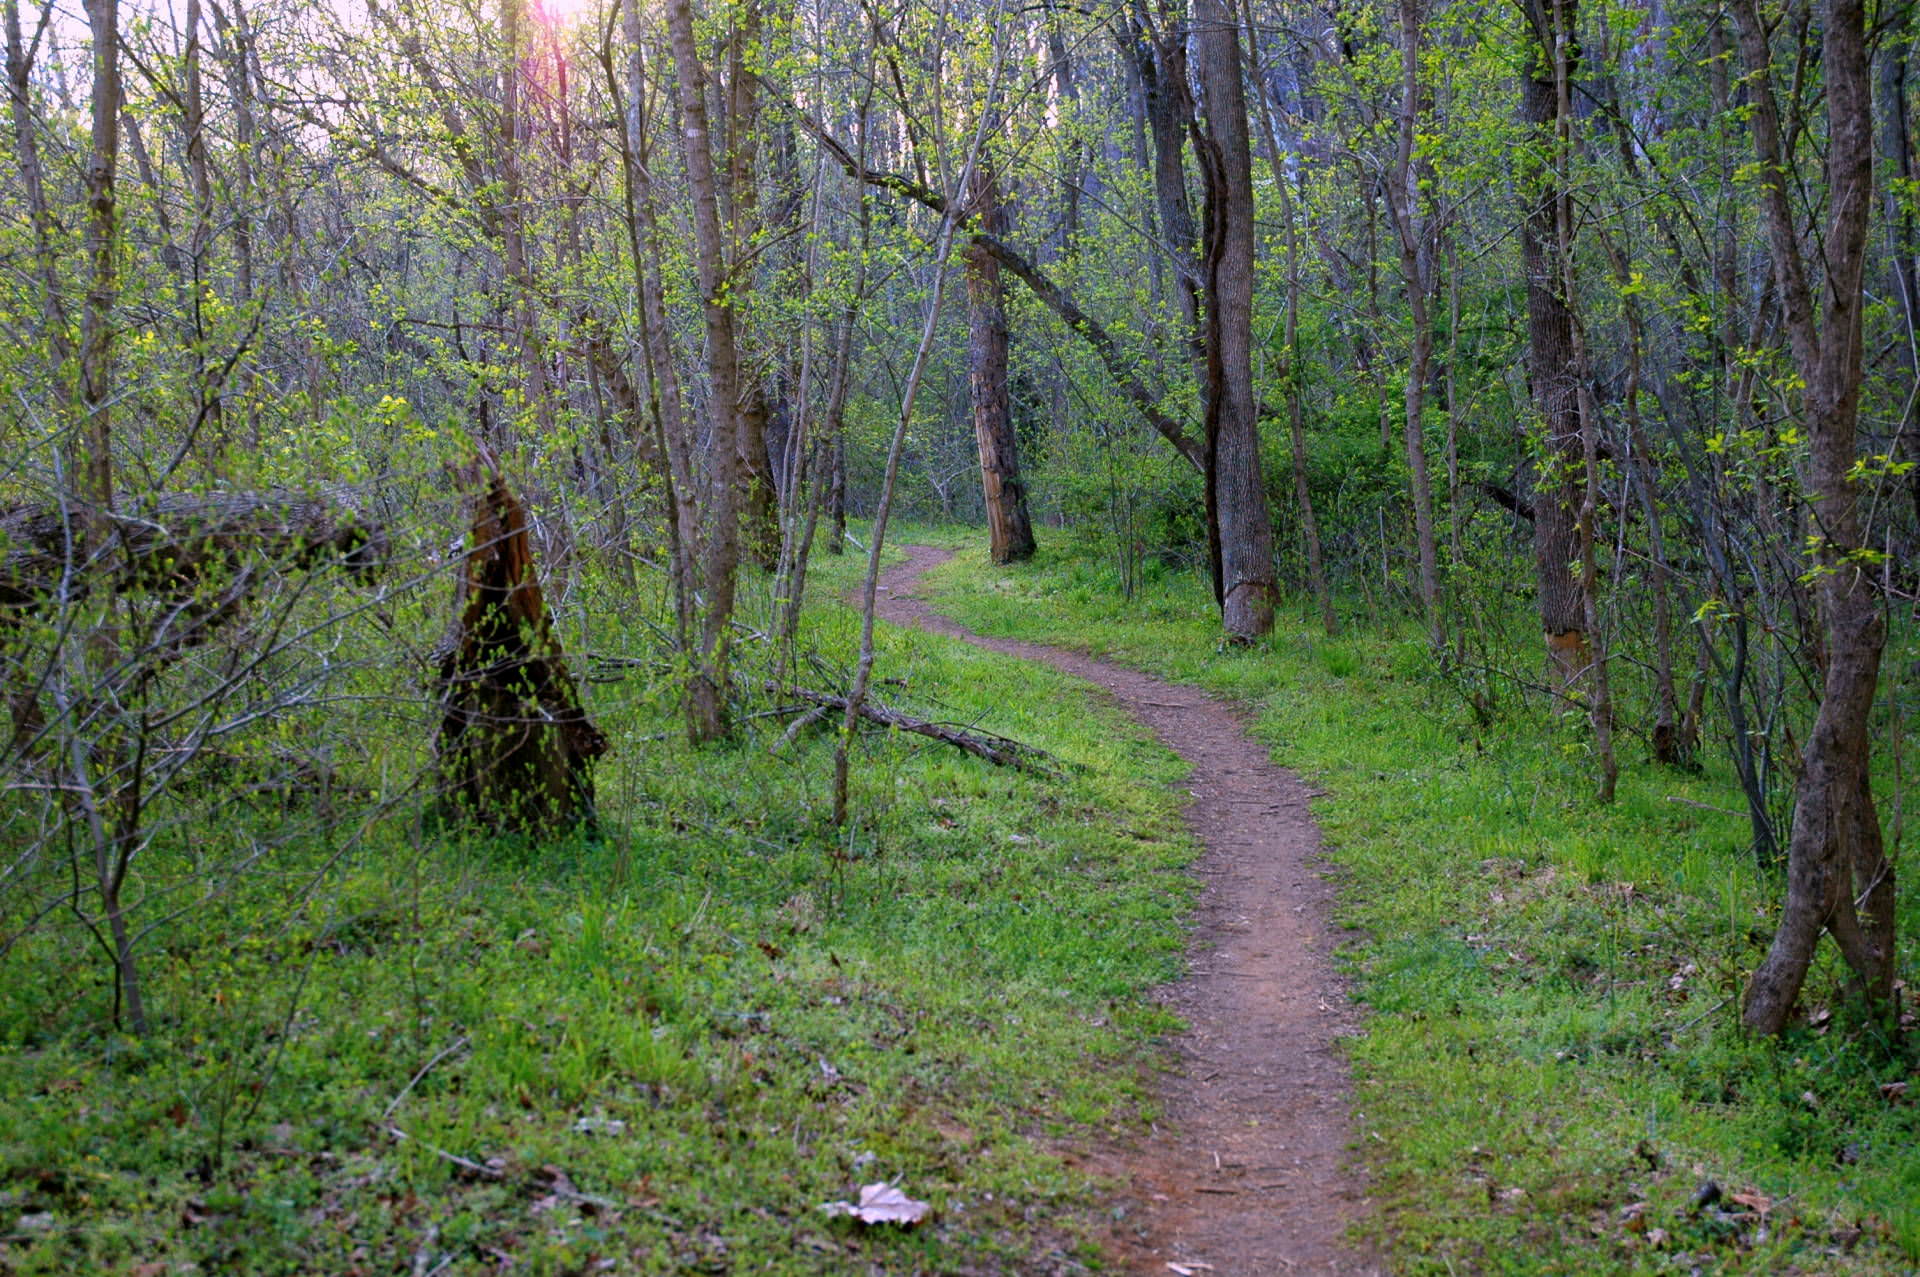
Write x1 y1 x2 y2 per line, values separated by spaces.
875 546 1376 1276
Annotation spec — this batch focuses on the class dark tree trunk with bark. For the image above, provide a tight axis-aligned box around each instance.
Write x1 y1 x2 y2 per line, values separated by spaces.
78 0 121 550
1193 0 1276 641
1518 0 1591 691
964 161 1036 564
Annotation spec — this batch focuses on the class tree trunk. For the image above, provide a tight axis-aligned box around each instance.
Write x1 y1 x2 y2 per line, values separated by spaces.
964 159 1036 564
609 0 700 658
1383 0 1443 651
667 0 745 742
1242 0 1334 635
723 0 779 571
436 457 608 835
1732 0 1895 1031
1128 1 1205 393
5 0 74 375
1518 0 1590 694
79 0 121 549
1192 0 1276 641
1880 30 1920 528
828 434 847 553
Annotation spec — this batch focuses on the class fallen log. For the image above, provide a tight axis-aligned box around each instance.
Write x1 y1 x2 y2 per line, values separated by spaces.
435 456 608 835
1 490 387 761
0 490 386 608
764 680 1057 776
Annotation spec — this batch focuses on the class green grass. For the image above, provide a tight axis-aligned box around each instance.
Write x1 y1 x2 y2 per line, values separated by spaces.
920 535 1920 1276
0 529 1198 1275
5 523 1915 1274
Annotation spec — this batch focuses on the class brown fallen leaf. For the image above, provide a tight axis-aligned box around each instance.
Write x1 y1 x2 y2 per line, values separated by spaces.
822 1182 930 1226
1728 1189 1772 1214
1880 1081 1909 1103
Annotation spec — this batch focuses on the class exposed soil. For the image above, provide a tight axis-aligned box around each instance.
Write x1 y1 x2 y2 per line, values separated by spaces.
874 545 1377 1276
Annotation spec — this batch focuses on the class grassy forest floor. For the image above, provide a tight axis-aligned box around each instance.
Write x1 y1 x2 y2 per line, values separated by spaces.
1 526 1916 1275
913 529 1920 1275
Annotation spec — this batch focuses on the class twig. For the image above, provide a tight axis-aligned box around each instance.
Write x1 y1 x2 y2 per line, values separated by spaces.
384 1124 502 1179
775 702 834 752
383 1035 472 1120
1665 795 1745 818
1673 996 1733 1035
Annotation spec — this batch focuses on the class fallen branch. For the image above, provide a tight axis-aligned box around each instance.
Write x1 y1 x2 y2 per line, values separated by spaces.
765 681 1057 776
384 1125 503 1180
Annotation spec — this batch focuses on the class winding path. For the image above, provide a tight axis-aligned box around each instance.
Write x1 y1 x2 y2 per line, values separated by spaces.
874 546 1376 1276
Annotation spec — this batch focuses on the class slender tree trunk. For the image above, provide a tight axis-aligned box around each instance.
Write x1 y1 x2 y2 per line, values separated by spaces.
1732 0 1895 1031
209 0 256 307
6 0 73 371
778 157 869 675
1597 227 1686 764
723 0 779 571
1518 0 1590 695
1285 198 1335 635
828 435 847 553
667 0 745 743
1128 1 1205 392
1242 0 1334 634
79 0 121 545
608 0 699 657
964 158 1036 564
833 84 996 824
1549 1 1616 800
1880 29 1920 526
777 47 875 677
1383 0 1443 651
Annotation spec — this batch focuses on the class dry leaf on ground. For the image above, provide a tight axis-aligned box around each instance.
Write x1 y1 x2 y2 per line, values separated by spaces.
821 1182 930 1225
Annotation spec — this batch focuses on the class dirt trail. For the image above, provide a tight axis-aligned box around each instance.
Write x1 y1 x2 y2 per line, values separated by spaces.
874 546 1375 1276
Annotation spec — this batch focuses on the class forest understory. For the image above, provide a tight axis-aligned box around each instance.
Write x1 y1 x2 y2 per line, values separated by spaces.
0 529 1912 1275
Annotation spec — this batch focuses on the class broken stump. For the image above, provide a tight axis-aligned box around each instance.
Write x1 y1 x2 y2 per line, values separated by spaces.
435 457 608 835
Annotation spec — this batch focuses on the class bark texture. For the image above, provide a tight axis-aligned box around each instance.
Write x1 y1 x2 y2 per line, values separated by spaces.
1732 0 1896 1031
667 0 745 741
1518 0 1591 691
963 161 1036 564
1193 0 1277 641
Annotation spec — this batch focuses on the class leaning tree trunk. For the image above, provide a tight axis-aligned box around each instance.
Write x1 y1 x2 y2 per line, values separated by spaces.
1193 0 1276 641
963 159 1036 564
436 456 608 835
1732 0 1896 1032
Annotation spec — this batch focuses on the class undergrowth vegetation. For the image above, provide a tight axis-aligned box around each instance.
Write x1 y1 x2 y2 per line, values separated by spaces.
922 537 1920 1275
6 524 1916 1274
0 536 1197 1275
